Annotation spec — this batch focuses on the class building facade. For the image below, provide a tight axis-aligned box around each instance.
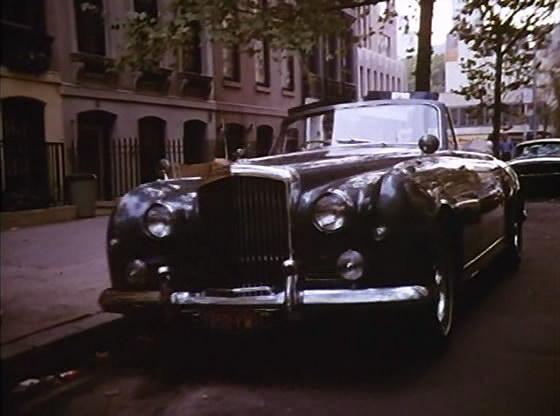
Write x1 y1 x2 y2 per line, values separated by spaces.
1 0 302 207
1 0 66 211
355 0 407 98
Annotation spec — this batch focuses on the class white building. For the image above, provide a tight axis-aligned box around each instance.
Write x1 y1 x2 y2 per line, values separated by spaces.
355 0 408 98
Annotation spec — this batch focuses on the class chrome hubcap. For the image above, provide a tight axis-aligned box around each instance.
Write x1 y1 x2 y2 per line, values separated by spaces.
435 270 447 324
513 224 520 252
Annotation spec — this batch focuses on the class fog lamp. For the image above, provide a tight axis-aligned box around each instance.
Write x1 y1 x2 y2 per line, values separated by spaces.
126 259 148 286
337 250 364 281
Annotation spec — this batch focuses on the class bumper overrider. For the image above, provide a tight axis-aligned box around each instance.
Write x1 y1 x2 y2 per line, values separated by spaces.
99 260 432 316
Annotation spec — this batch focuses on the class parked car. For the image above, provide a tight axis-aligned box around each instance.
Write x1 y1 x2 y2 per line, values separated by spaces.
99 93 526 345
509 138 560 198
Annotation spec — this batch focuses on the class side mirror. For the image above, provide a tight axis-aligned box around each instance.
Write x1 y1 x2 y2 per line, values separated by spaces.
418 134 440 154
159 158 171 180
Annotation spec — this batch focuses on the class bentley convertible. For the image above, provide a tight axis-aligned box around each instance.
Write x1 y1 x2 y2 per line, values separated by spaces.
99 94 526 344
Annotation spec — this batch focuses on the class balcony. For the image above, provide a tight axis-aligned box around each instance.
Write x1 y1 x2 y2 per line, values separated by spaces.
303 73 322 99
303 73 357 102
1 21 53 74
70 52 117 85
134 67 172 93
178 72 213 99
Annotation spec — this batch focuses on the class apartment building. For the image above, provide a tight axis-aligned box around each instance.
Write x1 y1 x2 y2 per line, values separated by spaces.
1 0 302 207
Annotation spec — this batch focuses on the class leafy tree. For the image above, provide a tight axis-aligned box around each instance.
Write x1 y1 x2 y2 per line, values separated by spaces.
452 0 558 150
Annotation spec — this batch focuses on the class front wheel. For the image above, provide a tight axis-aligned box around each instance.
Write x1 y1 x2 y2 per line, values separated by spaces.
504 204 524 270
417 235 458 350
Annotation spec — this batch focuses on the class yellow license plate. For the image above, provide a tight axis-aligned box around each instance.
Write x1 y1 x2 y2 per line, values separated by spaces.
200 310 261 330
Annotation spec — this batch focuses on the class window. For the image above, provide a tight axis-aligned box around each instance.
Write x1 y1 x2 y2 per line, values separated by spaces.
256 125 274 157
1 97 48 204
342 30 354 83
397 78 401 91
386 74 390 91
281 51 295 91
180 21 202 73
391 76 395 91
374 71 377 89
183 120 208 164
326 34 338 80
379 72 384 90
308 44 320 74
254 39 270 87
223 45 240 81
367 68 371 93
138 116 166 183
360 66 364 97
2 0 46 31
134 0 158 20
378 33 390 57
74 0 106 56
254 0 270 86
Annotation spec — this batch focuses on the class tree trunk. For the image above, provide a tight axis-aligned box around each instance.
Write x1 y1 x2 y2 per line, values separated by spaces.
492 41 503 155
415 0 434 91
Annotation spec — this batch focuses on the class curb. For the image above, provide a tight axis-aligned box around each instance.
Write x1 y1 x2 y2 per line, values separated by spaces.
1 312 124 392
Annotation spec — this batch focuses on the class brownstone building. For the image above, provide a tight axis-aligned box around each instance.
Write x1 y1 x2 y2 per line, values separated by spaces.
1 0 303 206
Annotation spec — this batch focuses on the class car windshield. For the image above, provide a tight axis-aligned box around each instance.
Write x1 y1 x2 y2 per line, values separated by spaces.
276 103 440 152
515 142 560 158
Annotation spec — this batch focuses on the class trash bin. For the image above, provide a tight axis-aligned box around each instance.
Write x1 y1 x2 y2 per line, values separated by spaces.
67 173 97 218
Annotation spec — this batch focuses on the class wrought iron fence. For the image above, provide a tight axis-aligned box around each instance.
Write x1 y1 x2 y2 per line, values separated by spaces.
1 142 66 211
74 137 183 200
47 142 66 205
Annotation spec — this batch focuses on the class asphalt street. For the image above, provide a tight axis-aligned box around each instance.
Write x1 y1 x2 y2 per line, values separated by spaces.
8 201 560 416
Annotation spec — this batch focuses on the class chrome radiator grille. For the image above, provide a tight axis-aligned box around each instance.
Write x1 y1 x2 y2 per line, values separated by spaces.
197 176 290 288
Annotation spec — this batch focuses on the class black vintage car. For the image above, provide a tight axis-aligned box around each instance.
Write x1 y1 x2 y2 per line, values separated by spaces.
509 138 560 198
99 94 526 344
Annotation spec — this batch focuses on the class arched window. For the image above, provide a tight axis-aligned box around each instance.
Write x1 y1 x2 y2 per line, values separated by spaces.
138 116 166 183
183 119 208 164
217 123 245 160
1 97 48 210
285 127 299 153
256 125 274 157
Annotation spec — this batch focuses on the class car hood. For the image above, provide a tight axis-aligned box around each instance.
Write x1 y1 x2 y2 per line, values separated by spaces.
241 144 422 191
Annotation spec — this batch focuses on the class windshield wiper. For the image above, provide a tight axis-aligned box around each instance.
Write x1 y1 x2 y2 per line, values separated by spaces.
336 138 371 144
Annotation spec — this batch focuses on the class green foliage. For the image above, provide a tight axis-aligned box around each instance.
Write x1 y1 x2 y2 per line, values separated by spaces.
451 0 558 136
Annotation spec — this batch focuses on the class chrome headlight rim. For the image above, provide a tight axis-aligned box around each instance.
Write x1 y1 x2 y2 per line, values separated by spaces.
312 189 354 233
143 202 174 239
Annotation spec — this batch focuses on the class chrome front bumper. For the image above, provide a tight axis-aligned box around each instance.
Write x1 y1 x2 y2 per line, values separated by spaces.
99 280 430 315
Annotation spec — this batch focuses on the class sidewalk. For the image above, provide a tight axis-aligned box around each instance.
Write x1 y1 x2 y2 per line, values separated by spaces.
1 217 120 362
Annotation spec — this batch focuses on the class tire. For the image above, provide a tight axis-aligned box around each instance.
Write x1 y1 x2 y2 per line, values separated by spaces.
504 203 524 270
418 230 458 350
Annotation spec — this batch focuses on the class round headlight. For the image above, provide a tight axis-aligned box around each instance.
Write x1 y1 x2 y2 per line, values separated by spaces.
312 191 352 232
145 203 173 238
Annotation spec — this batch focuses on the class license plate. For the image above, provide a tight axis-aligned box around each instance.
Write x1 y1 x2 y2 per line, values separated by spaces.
200 310 261 330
